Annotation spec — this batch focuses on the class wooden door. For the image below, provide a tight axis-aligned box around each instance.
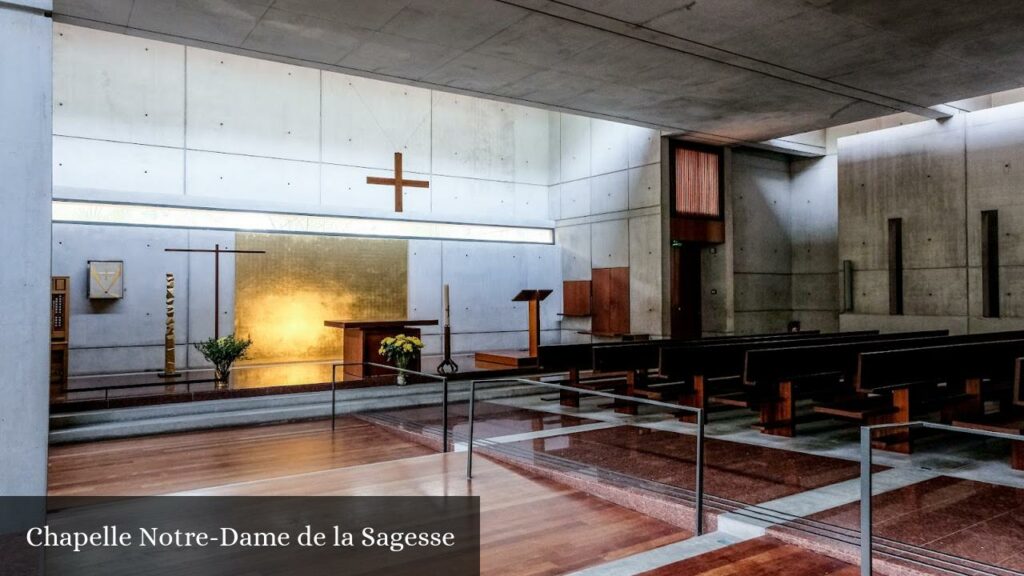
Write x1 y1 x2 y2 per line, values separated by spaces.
671 244 702 339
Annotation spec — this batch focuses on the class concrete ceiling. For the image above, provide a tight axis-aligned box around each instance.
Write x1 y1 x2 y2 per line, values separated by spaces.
52 0 1024 145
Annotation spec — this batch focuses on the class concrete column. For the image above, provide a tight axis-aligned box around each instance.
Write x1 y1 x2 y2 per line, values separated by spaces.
0 0 52 495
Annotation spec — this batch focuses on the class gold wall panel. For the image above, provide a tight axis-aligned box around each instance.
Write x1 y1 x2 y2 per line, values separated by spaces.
234 233 407 363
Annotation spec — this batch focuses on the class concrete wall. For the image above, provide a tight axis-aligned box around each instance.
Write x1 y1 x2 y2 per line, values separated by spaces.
0 1 52 495
52 23 662 371
717 148 840 335
548 117 663 343
839 101 1024 334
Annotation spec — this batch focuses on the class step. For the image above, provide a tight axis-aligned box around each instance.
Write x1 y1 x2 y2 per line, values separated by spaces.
50 382 542 443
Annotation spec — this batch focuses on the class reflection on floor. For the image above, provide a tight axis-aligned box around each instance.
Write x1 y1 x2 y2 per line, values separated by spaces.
180 453 691 576
802 475 1024 571
636 536 857 576
47 419 433 496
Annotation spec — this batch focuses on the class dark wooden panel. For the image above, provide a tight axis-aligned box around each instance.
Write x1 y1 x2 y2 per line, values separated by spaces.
888 217 903 315
562 280 592 316
592 267 630 335
671 244 702 339
670 218 725 243
983 210 1000 318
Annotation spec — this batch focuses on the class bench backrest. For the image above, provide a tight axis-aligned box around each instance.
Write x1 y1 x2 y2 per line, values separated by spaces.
590 330 840 373
659 331 943 379
857 336 1024 392
743 331 954 384
537 330 820 372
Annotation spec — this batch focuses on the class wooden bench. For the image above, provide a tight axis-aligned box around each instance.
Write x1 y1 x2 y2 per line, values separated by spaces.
591 331 833 414
741 331 952 436
855 335 1024 453
536 343 627 407
658 331 890 420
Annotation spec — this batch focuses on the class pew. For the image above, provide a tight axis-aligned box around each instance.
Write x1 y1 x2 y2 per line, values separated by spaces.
658 331 896 421
952 357 1024 470
538 331 824 409
854 336 1024 453
591 331 832 413
536 343 627 407
742 331 952 436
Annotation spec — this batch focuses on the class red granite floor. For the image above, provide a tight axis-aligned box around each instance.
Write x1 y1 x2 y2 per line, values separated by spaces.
502 426 876 506
369 401 599 441
801 476 1024 571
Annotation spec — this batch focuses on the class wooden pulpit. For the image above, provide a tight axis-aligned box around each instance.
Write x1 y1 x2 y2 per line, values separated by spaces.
514 289 553 357
475 289 552 368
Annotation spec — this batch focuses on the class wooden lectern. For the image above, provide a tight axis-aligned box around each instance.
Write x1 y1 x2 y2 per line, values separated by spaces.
475 289 552 367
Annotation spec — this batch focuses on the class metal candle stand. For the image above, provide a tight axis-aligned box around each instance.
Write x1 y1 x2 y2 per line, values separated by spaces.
436 284 459 375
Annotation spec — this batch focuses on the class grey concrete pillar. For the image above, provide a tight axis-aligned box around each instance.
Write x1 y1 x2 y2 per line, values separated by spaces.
0 0 52 496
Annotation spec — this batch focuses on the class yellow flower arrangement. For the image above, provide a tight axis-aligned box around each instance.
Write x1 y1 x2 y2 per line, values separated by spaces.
378 334 425 371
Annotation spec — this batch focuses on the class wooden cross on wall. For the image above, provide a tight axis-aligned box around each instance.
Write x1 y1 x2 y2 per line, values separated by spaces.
366 152 430 212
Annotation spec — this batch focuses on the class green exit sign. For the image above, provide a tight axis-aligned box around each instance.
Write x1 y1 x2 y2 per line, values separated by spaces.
670 239 684 248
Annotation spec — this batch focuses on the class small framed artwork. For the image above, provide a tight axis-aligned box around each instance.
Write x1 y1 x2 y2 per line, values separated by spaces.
87 260 124 299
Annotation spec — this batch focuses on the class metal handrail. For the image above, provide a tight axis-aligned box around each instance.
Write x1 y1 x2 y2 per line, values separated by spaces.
331 361 450 452
860 421 1024 576
465 376 706 535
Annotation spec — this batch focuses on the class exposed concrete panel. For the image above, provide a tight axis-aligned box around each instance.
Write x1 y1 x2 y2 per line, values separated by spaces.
589 170 628 215
902 269 968 317
430 175 515 219
591 219 629 269
629 164 660 210
628 126 661 168
322 73 431 173
560 115 591 182
54 137 185 197
1 3 52 496
791 273 839 312
559 178 591 219
525 244 564 330
793 310 839 332
242 8 363 65
54 23 184 147
735 311 791 335
432 91 516 182
185 150 318 206
735 274 792 313
547 184 561 220
731 150 792 274
590 119 629 176
556 224 591 281
629 214 662 335
514 183 549 220
186 47 321 162
513 105 555 186
702 246 732 335
442 242 527 335
850 269 890 315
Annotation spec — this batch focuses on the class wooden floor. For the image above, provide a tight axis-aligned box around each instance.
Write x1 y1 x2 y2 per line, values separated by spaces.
638 537 858 576
47 419 690 575
48 418 433 496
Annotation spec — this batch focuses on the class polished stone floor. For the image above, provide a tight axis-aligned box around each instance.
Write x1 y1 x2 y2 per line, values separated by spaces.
803 475 1024 571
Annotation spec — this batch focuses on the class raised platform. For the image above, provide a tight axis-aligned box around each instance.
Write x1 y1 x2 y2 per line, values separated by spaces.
473 349 538 368
53 353 542 413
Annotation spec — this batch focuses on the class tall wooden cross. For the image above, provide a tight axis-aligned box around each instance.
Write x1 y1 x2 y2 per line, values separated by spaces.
366 152 430 212
164 244 266 340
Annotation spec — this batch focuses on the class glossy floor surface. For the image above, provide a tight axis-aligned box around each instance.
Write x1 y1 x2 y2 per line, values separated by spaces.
47 419 691 576
803 475 1024 571
48 418 434 496
637 537 858 576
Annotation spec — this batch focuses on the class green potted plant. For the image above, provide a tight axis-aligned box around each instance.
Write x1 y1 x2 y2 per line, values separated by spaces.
194 334 252 387
378 334 424 385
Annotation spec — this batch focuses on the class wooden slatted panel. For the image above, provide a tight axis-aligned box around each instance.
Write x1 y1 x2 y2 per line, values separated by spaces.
674 148 720 217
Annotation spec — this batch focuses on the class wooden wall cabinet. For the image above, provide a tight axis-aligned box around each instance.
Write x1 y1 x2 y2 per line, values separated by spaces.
591 267 630 335
562 280 592 317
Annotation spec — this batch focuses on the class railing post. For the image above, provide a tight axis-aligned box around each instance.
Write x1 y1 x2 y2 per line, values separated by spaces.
331 365 338 431
860 426 873 576
695 408 705 536
467 380 477 479
442 377 449 453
